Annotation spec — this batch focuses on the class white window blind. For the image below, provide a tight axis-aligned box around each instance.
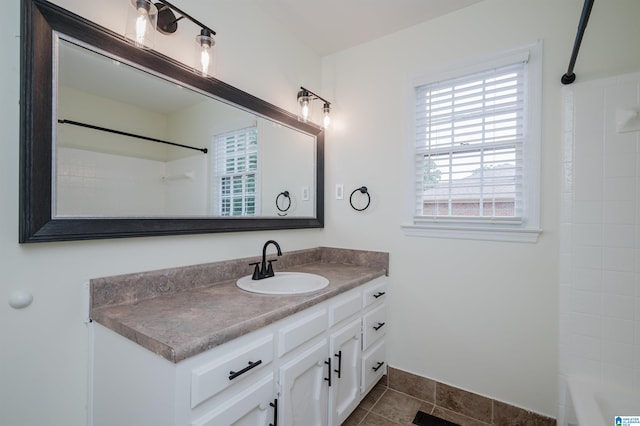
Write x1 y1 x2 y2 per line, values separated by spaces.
414 62 526 223
213 127 258 216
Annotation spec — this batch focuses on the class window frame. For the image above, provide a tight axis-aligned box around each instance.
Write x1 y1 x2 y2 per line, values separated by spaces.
211 126 260 217
402 41 543 243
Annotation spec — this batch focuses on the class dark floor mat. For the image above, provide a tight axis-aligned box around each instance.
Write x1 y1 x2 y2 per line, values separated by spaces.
412 410 460 426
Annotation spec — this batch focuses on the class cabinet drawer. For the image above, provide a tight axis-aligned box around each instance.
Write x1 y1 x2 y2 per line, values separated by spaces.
329 290 361 327
362 303 386 351
278 307 328 357
191 334 273 409
361 339 386 394
363 277 388 308
191 372 274 426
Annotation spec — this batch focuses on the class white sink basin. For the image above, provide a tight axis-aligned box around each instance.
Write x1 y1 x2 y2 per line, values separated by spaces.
236 272 329 295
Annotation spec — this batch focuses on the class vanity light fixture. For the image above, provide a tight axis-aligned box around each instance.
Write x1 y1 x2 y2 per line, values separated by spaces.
125 0 217 77
297 86 332 128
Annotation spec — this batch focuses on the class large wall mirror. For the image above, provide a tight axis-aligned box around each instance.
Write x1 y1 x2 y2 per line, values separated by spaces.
20 0 324 242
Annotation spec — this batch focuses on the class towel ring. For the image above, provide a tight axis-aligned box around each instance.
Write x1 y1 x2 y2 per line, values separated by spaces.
349 186 370 211
276 191 291 215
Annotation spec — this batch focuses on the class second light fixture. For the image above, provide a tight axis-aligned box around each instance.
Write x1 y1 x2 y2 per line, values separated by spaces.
297 87 331 128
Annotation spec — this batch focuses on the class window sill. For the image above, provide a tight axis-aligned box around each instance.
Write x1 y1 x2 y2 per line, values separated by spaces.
401 223 542 243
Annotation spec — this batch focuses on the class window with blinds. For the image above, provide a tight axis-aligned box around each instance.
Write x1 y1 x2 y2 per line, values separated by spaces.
414 62 526 223
212 127 258 216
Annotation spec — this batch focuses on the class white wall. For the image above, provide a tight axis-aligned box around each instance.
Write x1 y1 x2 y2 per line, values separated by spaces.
0 1 321 425
320 0 640 417
559 72 640 424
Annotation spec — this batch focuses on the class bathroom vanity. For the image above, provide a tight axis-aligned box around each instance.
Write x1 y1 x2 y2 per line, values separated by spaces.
89 247 388 426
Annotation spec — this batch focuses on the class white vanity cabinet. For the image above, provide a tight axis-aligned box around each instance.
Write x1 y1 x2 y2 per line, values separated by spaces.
90 276 388 426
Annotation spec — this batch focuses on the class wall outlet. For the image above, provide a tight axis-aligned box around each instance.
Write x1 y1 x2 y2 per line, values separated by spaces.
335 184 344 200
302 186 309 201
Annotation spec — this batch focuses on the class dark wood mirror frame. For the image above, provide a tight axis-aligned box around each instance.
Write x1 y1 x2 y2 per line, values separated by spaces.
19 0 324 243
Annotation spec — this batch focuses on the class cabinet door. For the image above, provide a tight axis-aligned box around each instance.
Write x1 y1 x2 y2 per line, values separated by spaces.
329 319 361 426
278 338 329 426
191 373 275 426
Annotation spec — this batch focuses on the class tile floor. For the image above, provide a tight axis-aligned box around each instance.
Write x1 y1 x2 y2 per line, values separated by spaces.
342 375 556 426
343 381 487 426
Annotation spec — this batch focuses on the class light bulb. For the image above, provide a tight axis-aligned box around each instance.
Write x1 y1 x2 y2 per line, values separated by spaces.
298 90 311 122
125 0 157 49
323 103 331 128
135 12 148 48
199 47 211 76
195 29 215 77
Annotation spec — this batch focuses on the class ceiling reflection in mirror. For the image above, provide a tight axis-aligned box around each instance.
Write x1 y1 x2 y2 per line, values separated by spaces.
55 38 316 219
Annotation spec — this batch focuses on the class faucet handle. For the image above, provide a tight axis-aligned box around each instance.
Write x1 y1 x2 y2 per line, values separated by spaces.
249 262 261 280
265 259 277 278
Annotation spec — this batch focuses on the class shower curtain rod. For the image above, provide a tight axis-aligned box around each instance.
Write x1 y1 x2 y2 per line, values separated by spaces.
561 0 595 85
57 119 208 154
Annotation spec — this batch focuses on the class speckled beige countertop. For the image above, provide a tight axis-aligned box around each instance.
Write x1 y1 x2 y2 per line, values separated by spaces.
90 247 388 363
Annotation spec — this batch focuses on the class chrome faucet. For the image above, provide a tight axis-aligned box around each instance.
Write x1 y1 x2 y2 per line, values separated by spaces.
250 240 282 280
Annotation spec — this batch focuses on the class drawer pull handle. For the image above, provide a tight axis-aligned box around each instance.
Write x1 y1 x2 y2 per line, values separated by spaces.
229 359 262 380
373 322 385 331
373 291 386 299
334 350 342 379
324 357 332 387
372 361 385 372
269 398 278 426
